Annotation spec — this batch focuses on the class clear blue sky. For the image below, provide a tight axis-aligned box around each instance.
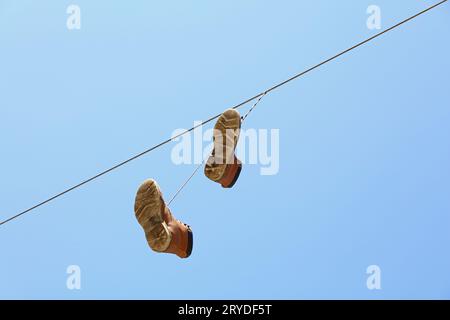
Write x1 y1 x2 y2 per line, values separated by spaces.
1 0 449 299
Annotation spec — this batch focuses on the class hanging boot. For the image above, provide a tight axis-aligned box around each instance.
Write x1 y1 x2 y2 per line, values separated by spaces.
134 179 193 259
204 108 242 188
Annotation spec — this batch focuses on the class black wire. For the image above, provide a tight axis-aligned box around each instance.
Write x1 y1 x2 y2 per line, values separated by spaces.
0 0 447 227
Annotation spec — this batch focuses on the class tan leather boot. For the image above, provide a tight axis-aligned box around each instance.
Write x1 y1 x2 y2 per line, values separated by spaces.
204 108 242 188
134 179 193 259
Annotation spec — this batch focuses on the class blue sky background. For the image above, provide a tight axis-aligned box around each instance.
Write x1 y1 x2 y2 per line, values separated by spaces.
0 0 449 299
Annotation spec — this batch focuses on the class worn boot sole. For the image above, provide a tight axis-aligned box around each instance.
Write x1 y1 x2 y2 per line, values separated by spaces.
134 179 172 252
205 109 241 182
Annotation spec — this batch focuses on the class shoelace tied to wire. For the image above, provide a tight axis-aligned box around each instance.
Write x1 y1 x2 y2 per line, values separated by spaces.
167 93 267 206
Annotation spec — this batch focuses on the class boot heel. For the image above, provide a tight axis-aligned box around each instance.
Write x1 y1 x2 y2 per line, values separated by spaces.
146 222 172 252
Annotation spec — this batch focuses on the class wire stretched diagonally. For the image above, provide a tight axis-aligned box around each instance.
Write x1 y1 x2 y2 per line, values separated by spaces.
0 0 447 227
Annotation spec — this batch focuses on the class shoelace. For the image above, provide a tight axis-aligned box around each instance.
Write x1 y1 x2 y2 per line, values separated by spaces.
178 220 191 230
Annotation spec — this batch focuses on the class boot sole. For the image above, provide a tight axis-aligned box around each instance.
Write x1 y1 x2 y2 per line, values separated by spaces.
186 229 193 258
205 109 241 182
134 179 172 252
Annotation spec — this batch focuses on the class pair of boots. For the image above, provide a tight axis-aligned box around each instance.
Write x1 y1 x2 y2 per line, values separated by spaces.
134 109 242 258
